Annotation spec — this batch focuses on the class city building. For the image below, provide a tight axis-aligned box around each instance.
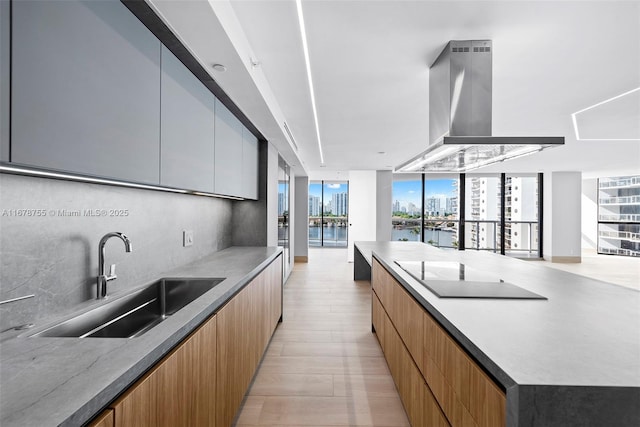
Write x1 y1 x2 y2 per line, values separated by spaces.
504 176 538 253
308 195 321 216
598 176 640 256
331 192 348 216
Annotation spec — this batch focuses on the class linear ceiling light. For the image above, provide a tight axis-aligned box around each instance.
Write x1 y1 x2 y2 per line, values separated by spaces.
295 0 324 165
571 87 640 141
395 137 564 173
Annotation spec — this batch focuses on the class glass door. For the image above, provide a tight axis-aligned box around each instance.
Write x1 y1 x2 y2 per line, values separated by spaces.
308 181 348 247
277 157 291 273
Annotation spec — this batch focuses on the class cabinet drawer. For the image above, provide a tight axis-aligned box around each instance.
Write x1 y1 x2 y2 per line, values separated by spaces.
372 257 506 427
110 315 217 427
423 308 505 427
378 289 450 427
372 290 386 347
391 281 424 373
87 409 114 427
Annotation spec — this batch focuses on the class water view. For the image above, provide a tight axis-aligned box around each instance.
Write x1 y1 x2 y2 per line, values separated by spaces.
391 227 456 247
309 225 348 247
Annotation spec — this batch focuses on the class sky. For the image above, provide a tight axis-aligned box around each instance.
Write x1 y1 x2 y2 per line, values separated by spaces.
393 179 456 207
308 182 348 199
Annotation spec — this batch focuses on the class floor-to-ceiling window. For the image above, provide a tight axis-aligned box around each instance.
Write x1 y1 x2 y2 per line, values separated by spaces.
504 174 540 256
277 157 291 271
390 172 542 257
309 181 348 247
391 174 422 241
423 176 460 248
464 175 502 252
391 174 422 242
598 175 640 257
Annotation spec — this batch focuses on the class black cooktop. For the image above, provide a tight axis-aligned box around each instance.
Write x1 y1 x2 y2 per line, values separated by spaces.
394 261 547 300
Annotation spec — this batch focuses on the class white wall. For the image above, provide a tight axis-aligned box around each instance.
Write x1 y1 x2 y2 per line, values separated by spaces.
347 171 377 262
544 171 582 262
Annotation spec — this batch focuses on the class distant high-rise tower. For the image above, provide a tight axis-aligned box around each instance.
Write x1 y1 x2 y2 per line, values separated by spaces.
308 195 321 216
332 192 348 216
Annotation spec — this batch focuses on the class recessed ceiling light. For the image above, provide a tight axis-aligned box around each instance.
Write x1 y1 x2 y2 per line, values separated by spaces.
212 64 226 72
378 151 386 155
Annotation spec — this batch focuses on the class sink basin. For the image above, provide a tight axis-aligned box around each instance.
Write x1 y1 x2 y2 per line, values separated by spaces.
31 278 225 338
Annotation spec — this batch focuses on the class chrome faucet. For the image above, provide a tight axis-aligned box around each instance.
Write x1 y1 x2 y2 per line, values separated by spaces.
97 232 132 299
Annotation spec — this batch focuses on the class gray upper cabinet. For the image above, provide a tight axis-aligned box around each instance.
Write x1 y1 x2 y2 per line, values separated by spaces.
160 46 215 192
0 0 10 162
214 98 243 196
242 127 259 199
11 0 161 184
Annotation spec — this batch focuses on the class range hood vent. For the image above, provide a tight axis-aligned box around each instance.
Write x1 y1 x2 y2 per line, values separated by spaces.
396 40 563 172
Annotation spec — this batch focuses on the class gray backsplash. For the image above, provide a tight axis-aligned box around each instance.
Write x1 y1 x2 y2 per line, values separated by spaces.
0 173 234 331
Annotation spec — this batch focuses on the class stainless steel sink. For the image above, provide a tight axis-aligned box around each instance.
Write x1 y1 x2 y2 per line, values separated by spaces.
31 278 225 338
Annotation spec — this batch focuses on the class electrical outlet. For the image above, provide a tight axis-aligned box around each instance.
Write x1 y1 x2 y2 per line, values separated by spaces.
183 230 194 247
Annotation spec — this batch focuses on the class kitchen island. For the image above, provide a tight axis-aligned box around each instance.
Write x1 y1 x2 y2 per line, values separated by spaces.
0 246 282 427
357 241 640 427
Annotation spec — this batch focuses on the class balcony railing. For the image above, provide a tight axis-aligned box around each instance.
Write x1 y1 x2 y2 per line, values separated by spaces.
599 176 640 189
599 214 640 222
423 219 459 248
599 230 640 242
463 220 538 253
598 247 640 257
599 195 640 205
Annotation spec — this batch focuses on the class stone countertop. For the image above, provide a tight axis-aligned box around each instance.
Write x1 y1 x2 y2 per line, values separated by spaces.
357 241 640 425
0 246 282 427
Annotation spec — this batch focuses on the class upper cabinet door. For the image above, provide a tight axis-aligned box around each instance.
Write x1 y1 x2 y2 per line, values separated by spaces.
214 98 243 196
0 0 9 162
242 127 259 200
160 46 215 192
11 0 161 184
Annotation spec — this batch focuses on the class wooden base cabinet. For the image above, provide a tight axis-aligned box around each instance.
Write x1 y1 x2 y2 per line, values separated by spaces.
373 292 449 427
216 256 283 427
88 409 114 427
109 315 217 427
372 259 506 427
88 255 282 427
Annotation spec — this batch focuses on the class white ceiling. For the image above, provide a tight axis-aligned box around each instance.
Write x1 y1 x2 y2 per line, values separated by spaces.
152 0 640 179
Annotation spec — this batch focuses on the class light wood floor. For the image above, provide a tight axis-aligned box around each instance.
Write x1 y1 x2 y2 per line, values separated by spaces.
234 248 409 426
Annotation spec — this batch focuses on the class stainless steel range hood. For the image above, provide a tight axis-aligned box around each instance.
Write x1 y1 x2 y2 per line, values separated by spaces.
396 40 564 172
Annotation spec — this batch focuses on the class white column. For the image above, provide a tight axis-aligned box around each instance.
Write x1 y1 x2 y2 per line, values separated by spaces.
544 171 582 262
347 171 377 262
294 175 309 262
265 142 279 247
376 170 393 241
